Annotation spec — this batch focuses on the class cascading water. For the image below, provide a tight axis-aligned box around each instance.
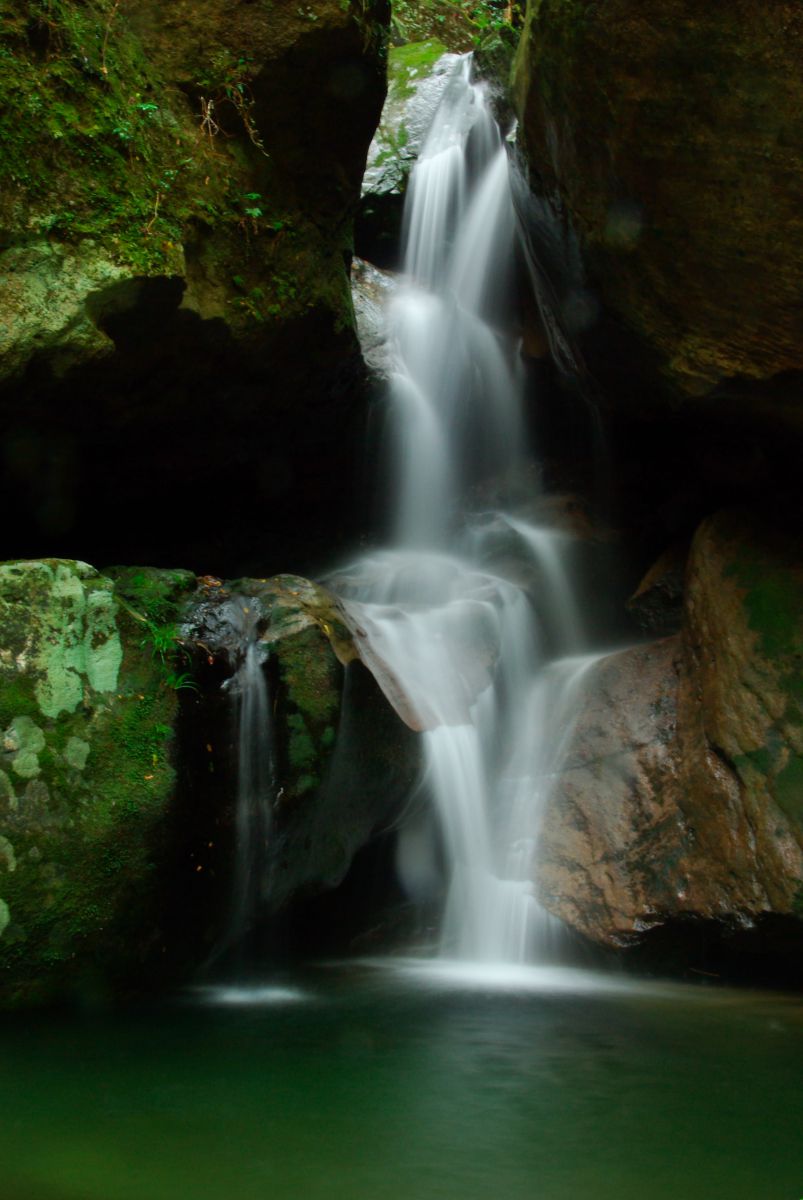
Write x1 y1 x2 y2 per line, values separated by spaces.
331 56 603 964
216 598 275 963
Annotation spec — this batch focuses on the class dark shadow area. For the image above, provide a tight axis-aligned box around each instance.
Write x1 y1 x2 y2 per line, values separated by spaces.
0 276 368 579
623 914 803 991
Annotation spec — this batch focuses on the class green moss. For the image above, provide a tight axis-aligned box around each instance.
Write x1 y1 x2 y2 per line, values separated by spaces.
107 566 196 625
276 626 341 726
0 678 39 729
0 558 180 1006
0 2 289 277
388 38 449 99
724 562 802 661
774 755 803 831
287 713 317 771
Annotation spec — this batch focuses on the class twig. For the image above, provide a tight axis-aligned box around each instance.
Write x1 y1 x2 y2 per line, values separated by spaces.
101 0 122 77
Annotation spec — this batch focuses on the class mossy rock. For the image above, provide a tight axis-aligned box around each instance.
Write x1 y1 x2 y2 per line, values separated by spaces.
184 573 421 921
0 559 196 1008
0 0 390 573
513 0 803 425
357 39 454 264
683 511 803 854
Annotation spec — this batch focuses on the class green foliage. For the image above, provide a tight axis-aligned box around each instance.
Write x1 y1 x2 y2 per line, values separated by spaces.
390 0 520 52
194 49 269 157
140 620 181 664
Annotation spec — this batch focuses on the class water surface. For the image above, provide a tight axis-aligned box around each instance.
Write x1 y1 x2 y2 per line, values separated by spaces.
3 962 802 1200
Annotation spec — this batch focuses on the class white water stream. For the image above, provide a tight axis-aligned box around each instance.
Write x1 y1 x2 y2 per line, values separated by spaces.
332 57 603 963
218 598 275 959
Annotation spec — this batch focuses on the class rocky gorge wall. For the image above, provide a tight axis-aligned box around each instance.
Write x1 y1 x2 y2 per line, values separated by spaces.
1 0 803 1004
0 0 390 575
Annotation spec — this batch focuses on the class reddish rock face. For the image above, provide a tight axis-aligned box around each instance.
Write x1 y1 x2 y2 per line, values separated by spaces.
537 510 803 951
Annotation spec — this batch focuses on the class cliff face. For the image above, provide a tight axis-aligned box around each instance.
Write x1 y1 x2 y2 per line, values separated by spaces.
0 0 389 574
513 0 803 427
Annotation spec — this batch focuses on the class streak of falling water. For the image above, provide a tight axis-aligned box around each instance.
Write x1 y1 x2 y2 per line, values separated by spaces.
331 55 601 964
217 598 274 962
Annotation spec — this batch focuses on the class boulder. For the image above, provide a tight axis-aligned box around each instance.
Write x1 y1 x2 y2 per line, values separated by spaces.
183 574 421 925
513 0 803 426
538 510 803 962
0 560 195 1007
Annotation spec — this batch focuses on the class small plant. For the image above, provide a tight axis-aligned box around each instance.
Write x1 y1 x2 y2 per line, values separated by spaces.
195 51 269 157
164 671 200 693
141 620 182 663
242 191 263 220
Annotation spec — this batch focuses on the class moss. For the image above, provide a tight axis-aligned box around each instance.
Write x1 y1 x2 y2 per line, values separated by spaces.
275 625 341 726
728 569 802 661
774 755 803 831
0 1 341 304
0 558 180 1007
107 566 196 624
287 713 317 771
388 38 449 98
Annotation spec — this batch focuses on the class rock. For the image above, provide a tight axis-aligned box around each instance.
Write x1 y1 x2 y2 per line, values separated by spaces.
627 541 688 637
679 510 803 896
0 0 390 574
513 1 803 425
356 40 457 265
351 256 398 383
0 559 196 1007
538 509 803 962
183 574 421 924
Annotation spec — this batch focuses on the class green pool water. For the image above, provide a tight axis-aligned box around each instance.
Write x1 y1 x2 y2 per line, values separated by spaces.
3 961 802 1200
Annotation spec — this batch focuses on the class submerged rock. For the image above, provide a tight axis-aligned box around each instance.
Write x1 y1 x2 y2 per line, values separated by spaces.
0 560 196 1007
538 510 803 966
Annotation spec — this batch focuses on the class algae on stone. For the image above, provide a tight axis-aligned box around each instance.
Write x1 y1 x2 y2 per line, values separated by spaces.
0 558 196 1008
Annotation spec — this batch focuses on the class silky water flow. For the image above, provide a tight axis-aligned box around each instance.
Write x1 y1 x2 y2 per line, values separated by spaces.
214 597 275 965
331 57 603 964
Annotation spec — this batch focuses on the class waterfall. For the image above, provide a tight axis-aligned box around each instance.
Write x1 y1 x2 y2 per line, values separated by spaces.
331 55 601 964
217 598 275 962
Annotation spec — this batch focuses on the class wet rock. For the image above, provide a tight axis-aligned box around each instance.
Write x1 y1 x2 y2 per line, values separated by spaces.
183 575 421 924
627 542 688 637
538 509 803 962
357 40 457 266
351 256 399 384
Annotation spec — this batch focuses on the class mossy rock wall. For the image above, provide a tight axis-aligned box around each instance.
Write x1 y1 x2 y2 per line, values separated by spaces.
0 560 195 1008
513 0 803 427
0 0 390 574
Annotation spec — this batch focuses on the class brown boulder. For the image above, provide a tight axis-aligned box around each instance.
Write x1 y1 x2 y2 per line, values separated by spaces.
538 510 803 950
